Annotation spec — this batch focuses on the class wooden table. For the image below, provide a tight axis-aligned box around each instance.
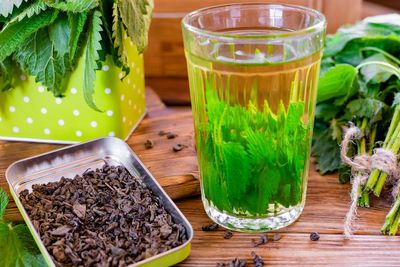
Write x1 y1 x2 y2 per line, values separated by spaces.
2 89 400 266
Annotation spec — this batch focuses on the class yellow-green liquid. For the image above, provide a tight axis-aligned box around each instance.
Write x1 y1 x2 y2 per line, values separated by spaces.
186 35 322 218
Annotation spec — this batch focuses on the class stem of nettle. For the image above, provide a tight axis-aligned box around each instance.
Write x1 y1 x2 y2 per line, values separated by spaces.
381 196 400 233
368 125 377 155
366 107 400 191
374 119 400 195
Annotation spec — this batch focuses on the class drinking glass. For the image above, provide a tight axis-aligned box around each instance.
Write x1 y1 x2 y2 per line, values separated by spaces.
182 3 326 231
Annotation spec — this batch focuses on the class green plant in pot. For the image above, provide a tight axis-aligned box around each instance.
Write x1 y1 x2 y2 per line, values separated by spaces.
0 0 153 109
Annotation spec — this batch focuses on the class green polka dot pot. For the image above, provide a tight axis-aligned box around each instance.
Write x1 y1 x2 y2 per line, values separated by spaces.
0 37 145 144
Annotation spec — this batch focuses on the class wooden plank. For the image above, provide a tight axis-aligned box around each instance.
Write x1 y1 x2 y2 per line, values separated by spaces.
145 77 190 105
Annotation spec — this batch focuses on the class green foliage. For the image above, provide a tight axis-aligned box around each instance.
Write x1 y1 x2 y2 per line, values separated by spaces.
0 0 27 17
0 223 46 267
42 0 98 12
14 28 70 95
0 9 58 62
312 128 342 175
118 0 153 53
0 57 18 91
7 2 47 23
49 12 71 57
317 64 358 105
0 188 8 220
112 2 127 65
83 10 103 111
313 14 400 176
68 11 87 61
0 0 153 110
347 98 387 124
200 78 309 215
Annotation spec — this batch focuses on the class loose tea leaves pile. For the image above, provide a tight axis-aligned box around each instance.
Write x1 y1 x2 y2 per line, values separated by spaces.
19 164 187 266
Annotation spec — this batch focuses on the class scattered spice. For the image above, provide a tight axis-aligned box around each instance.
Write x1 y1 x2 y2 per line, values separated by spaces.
19 164 187 266
216 258 247 267
173 144 186 152
251 233 268 247
223 230 233 239
144 139 153 149
310 232 320 241
272 233 282 242
202 223 219 231
167 133 177 139
251 251 264 267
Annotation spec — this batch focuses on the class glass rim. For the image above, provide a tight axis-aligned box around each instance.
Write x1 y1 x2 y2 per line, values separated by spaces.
181 3 327 40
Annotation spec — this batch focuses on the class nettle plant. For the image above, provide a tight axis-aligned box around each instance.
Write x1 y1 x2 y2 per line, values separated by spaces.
0 0 153 110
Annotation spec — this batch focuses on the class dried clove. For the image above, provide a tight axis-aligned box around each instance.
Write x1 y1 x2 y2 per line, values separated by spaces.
223 230 233 239
202 223 219 231
310 232 320 241
272 233 282 242
251 233 268 247
173 144 186 152
144 139 153 149
20 164 188 267
167 133 177 139
251 251 264 267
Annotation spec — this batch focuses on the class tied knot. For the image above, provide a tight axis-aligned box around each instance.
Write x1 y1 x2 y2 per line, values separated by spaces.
340 126 400 239
371 148 398 177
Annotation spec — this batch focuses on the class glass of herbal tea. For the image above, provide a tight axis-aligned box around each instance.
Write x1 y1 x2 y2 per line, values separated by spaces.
182 3 326 231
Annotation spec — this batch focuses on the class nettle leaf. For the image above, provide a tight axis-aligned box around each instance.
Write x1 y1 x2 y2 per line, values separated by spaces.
347 98 387 124
0 222 46 267
118 0 153 53
317 64 358 105
324 15 400 58
0 57 17 91
334 35 400 67
0 188 8 219
49 12 71 57
360 53 399 84
68 11 87 61
0 9 58 62
315 102 342 123
14 28 69 95
7 2 47 23
112 2 127 66
43 0 98 13
0 0 26 17
83 10 103 111
312 128 342 175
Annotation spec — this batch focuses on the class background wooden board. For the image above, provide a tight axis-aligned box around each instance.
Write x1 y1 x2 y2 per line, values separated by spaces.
2 89 400 265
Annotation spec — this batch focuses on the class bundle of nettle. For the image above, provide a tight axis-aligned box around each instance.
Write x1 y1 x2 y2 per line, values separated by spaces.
313 14 400 237
0 0 153 110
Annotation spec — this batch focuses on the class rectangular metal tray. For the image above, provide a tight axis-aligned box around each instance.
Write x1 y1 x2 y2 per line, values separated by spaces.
6 137 193 267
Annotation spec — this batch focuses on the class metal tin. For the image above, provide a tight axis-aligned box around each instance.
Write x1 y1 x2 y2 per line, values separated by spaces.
6 137 193 267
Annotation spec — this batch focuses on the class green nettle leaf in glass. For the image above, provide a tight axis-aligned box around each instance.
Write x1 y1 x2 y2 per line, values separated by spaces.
182 3 326 231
